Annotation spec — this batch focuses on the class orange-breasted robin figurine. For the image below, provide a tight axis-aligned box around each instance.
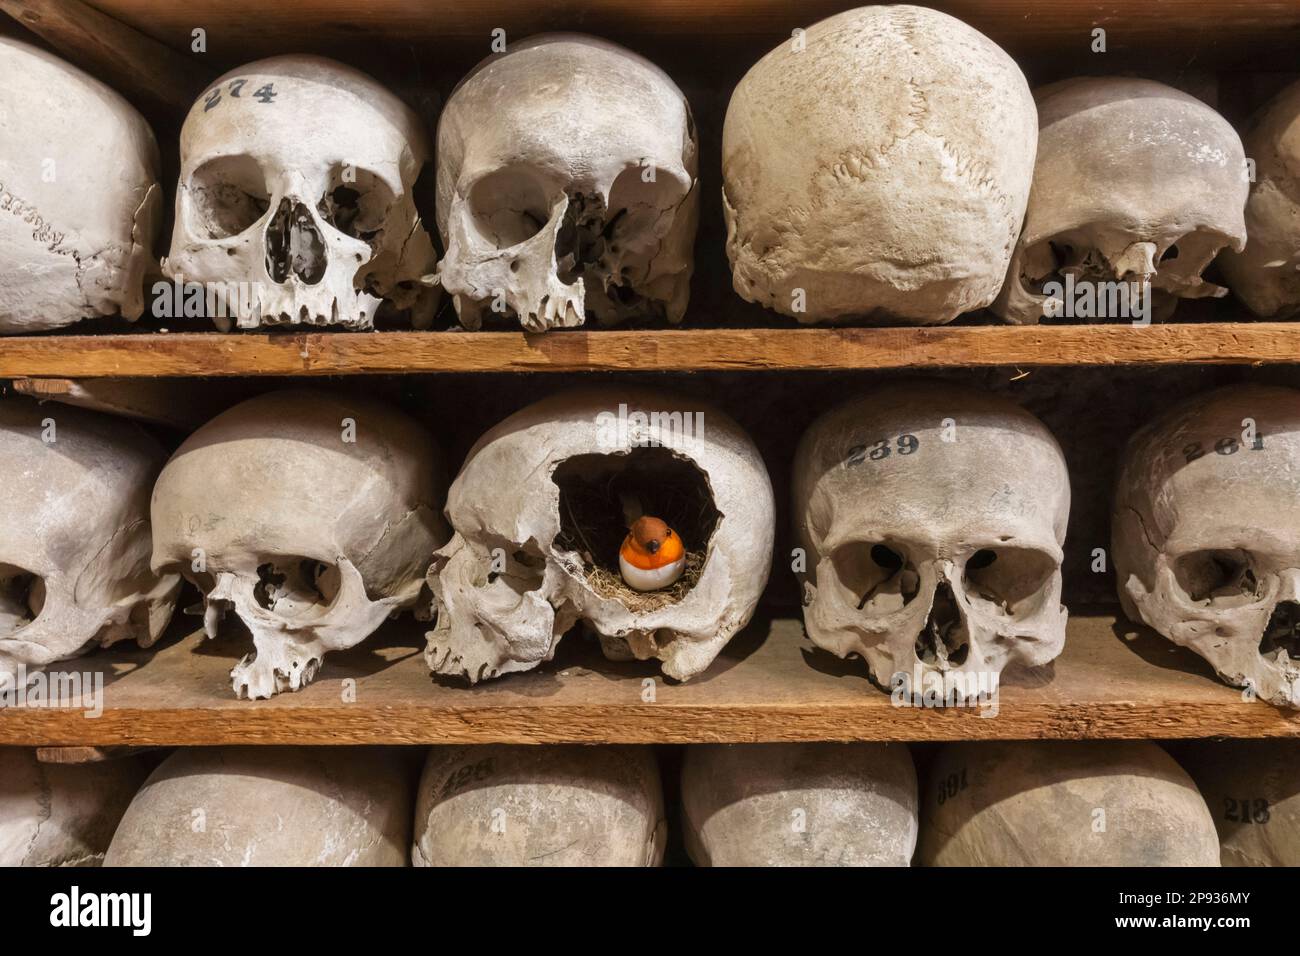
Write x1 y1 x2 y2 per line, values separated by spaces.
618 516 686 592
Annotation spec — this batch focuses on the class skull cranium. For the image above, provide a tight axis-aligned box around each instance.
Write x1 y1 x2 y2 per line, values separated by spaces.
150 389 448 699
163 55 436 331
793 381 1070 692
1113 384 1300 708
993 77 1248 324
434 34 699 331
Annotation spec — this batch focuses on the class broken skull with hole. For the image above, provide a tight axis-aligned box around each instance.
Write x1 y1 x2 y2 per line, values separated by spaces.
426 388 773 683
164 55 436 330
434 34 699 331
150 390 448 699
793 382 1070 690
1114 384 1300 708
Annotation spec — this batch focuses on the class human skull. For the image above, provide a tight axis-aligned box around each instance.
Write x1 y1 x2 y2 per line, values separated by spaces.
0 38 160 333
919 741 1220 866
1 749 148 867
163 55 436 331
1113 384 1300 708
0 399 179 682
681 743 918 867
426 387 773 683
721 5 1036 324
1218 79 1300 317
105 747 413 866
150 389 448 700
994 77 1247 324
793 381 1070 691
434 34 698 331
1180 739 1300 866
413 745 665 866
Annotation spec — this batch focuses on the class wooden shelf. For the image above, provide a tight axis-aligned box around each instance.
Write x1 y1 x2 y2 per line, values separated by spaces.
2 323 1298 378
3 610 1297 747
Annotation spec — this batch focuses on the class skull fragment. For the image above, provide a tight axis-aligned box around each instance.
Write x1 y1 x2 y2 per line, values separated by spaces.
994 77 1248 324
150 389 448 699
0 38 161 333
426 387 773 682
793 381 1070 692
1113 384 1300 708
434 34 699 331
163 55 436 331
0 399 179 682
722 5 1037 324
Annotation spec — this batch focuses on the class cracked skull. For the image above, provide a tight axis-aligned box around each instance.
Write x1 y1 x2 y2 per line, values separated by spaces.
721 5 1036 324
163 55 436 331
1218 79 1300 318
0 399 179 682
426 387 773 683
150 389 448 699
994 77 1248 324
1114 384 1300 708
434 34 698 331
0 38 161 333
793 382 1070 690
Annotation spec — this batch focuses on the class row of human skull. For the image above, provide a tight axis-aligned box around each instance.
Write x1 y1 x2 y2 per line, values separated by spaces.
2 380 1298 707
15 738 1287 867
10 6 1300 335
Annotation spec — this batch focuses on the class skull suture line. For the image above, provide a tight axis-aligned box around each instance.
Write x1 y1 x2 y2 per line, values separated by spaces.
426 388 772 683
793 382 1070 692
0 399 179 682
721 5 1037 324
1114 385 1300 708
150 390 448 700
434 34 699 331
994 77 1248 324
1218 79 1300 318
0 38 161 333
164 56 436 331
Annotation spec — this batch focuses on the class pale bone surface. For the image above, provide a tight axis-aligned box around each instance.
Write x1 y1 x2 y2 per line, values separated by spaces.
413 744 664 866
721 5 1036 325
994 77 1248 324
793 381 1069 691
0 749 148 867
164 55 436 331
434 33 698 331
681 743 917 867
0 398 180 681
1114 384 1300 708
150 389 448 699
918 741 1220 866
426 387 773 683
1218 79 1300 317
104 747 413 866
1181 739 1300 866
0 38 161 333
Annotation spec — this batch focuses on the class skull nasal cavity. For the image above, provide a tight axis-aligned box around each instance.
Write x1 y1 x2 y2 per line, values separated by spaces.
1260 601 1300 661
265 198 327 285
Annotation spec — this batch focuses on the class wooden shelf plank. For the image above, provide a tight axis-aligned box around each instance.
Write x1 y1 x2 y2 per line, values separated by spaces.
1 323 1298 378
2 611 1297 746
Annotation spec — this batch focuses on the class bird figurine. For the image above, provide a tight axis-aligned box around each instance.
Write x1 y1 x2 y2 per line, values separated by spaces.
619 515 686 592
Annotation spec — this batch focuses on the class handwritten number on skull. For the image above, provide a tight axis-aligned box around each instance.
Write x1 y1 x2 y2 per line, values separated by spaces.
202 79 277 112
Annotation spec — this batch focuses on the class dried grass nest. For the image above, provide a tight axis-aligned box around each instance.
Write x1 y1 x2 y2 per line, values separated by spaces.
578 548 706 613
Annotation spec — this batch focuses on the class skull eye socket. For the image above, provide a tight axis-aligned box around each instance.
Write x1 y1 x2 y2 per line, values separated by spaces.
187 155 271 239
962 547 1057 617
254 558 342 621
0 564 45 634
467 167 556 248
317 166 396 244
1173 549 1263 606
830 541 918 616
